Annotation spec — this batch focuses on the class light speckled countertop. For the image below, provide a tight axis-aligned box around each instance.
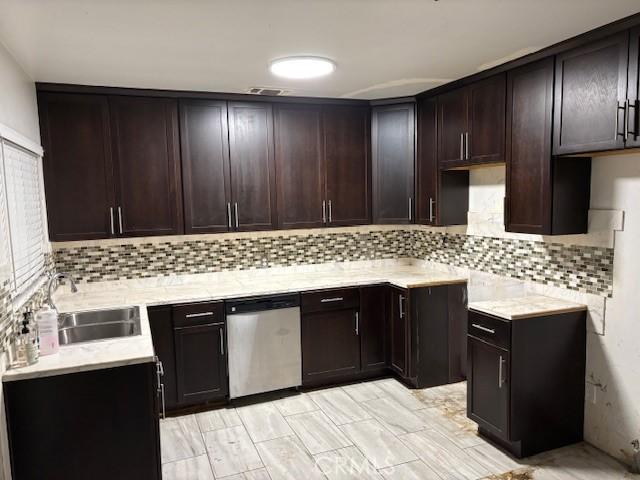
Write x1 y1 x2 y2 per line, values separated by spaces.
3 262 467 382
468 295 587 320
3 305 155 382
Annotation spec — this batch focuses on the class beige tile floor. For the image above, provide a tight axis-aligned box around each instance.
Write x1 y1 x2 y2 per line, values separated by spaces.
160 378 637 480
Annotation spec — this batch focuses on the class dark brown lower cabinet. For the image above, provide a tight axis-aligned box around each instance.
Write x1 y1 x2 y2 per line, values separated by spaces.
467 309 586 458
4 363 161 480
389 287 408 378
173 301 228 405
409 284 468 388
148 305 178 410
360 286 388 372
301 288 361 385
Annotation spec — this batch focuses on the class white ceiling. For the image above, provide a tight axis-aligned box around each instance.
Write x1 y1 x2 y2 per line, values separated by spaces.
0 0 638 100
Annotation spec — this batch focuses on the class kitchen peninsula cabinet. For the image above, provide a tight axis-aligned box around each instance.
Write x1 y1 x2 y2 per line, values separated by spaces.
4 363 162 480
437 74 506 169
371 103 415 224
506 58 591 234
109 96 183 237
467 308 586 457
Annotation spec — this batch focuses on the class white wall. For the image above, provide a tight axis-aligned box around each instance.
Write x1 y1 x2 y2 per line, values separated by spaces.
466 158 640 465
0 42 39 144
0 41 39 480
585 153 640 465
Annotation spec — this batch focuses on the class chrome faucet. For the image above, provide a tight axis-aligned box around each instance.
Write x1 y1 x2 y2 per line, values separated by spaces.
47 272 78 311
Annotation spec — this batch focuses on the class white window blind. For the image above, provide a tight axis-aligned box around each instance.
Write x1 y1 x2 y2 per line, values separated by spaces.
0 144 11 280
1 139 46 295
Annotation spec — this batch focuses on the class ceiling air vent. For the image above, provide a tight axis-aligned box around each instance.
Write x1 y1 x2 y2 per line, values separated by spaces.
247 87 289 96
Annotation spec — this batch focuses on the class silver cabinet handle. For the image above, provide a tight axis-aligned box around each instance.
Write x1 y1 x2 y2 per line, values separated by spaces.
322 200 327 224
472 323 495 334
155 357 166 419
320 297 343 303
159 382 166 419
328 200 332 223
234 202 239 229
625 99 630 142
117 206 123 235
465 132 470 160
615 100 626 140
429 197 435 223
399 295 405 319
109 207 115 235
227 202 232 229
355 311 359 335
498 355 506 388
219 328 225 356
408 197 412 221
460 132 464 160
185 311 214 319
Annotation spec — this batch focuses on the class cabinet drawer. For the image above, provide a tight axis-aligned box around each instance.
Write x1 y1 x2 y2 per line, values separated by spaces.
172 301 224 328
301 288 359 313
468 310 510 350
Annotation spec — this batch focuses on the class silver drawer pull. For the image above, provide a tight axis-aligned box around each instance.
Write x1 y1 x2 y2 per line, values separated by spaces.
185 311 214 319
320 297 344 303
472 323 495 334
498 355 506 388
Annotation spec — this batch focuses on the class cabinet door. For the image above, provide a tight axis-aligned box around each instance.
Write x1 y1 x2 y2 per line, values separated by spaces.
389 289 408 376
110 96 183 237
371 104 415 224
38 93 115 241
627 26 640 148
147 306 178 410
553 32 630 155
506 58 554 234
302 308 360 384
180 100 231 233
416 97 438 225
174 323 227 404
467 337 509 438
274 105 325 229
228 101 277 231
324 105 370 226
468 74 506 164
360 286 387 372
437 87 467 167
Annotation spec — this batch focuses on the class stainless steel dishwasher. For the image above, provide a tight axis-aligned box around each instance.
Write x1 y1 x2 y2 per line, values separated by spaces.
226 294 301 398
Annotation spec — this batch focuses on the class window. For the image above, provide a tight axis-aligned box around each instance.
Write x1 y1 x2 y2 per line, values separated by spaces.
0 138 47 298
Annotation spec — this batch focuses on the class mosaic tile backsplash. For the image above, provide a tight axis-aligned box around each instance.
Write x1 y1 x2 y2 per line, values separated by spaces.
53 228 614 297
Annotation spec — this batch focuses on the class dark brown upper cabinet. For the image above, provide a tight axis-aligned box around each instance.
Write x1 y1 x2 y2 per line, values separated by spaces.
227 102 277 231
180 100 231 233
110 96 183 237
625 26 640 148
323 105 371 226
274 104 325 229
553 31 634 155
438 74 506 169
506 58 591 235
371 103 415 224
416 97 469 226
39 93 115 241
181 100 277 233
274 104 371 229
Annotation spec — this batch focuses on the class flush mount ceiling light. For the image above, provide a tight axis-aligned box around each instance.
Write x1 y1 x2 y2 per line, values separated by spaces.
269 56 336 79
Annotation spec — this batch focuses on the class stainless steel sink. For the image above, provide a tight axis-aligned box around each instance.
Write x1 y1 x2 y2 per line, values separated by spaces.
58 307 141 345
